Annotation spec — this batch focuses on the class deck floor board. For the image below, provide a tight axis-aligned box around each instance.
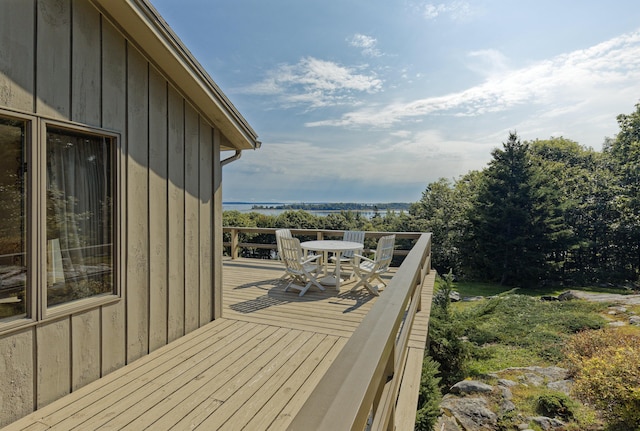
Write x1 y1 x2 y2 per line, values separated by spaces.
3 258 433 431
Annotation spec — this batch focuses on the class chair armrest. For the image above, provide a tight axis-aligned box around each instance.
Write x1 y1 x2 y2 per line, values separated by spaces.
302 254 322 265
353 253 374 265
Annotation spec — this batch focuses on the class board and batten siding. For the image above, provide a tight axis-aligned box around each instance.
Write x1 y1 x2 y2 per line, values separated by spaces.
0 0 223 426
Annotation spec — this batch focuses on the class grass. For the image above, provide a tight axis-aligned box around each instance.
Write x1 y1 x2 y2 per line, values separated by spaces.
453 280 632 299
456 294 608 370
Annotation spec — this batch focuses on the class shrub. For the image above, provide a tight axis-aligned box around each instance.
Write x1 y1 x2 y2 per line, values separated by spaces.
563 328 640 376
536 392 577 420
428 273 472 388
564 329 640 429
415 356 442 431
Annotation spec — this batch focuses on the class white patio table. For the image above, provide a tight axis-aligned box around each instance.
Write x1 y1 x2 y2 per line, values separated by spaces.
300 240 363 291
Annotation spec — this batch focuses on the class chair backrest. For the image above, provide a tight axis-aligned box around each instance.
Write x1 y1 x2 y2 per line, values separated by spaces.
342 230 365 258
373 234 395 272
279 236 305 272
275 228 292 260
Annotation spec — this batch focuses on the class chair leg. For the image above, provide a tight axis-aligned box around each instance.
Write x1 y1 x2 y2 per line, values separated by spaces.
298 281 312 297
284 274 305 293
373 274 387 287
350 274 380 296
363 280 380 296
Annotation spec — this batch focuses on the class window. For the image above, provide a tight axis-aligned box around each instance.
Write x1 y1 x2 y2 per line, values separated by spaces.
46 127 114 307
0 111 117 323
0 117 27 319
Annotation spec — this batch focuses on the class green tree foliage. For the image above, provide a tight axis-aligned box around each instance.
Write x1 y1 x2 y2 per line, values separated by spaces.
529 138 599 283
608 103 640 282
464 132 551 285
410 177 472 275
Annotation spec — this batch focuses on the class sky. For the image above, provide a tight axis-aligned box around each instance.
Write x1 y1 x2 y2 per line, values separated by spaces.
152 0 640 204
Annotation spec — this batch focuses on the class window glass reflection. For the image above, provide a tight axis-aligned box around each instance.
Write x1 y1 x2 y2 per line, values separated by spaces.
46 127 113 306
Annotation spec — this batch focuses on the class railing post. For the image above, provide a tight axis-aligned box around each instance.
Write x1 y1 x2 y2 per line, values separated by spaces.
230 228 239 259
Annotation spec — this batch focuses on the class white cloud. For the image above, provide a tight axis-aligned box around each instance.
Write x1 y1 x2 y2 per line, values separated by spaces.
306 30 640 128
421 1 473 21
465 49 510 77
348 33 382 57
241 57 383 108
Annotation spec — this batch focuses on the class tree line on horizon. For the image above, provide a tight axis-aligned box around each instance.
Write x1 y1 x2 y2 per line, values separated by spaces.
251 202 411 211
224 103 640 288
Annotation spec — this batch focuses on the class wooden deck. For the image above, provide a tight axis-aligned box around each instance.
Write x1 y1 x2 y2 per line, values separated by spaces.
3 258 434 431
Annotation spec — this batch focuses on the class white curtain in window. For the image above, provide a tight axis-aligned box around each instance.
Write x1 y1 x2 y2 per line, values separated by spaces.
46 129 111 304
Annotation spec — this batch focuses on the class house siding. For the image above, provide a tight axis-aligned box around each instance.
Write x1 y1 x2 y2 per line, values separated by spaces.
0 0 222 425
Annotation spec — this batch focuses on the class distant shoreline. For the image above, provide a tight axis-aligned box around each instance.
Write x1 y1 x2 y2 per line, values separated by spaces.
223 202 410 210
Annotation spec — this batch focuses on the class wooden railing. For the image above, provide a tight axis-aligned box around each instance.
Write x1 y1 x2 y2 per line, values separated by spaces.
222 227 422 260
287 232 431 430
223 227 432 430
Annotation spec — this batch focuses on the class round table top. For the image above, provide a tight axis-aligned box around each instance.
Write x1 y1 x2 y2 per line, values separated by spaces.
300 240 363 252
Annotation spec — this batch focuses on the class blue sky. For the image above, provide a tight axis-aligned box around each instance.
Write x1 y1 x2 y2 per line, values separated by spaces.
152 0 640 204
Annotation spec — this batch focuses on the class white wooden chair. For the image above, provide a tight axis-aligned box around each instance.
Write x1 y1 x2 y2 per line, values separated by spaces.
275 228 293 281
330 230 365 280
279 236 325 296
351 234 396 296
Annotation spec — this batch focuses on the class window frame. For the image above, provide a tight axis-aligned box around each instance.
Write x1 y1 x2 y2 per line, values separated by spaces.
0 108 121 331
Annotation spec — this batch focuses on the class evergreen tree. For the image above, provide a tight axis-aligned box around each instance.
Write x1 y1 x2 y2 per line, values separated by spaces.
608 103 640 282
464 132 548 285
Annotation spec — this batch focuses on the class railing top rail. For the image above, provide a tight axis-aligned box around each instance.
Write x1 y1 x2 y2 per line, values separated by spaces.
287 232 432 430
223 226 422 240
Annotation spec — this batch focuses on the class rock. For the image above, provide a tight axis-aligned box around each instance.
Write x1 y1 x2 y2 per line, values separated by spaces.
462 296 485 302
609 305 627 313
450 380 494 394
608 320 626 327
529 416 565 430
505 366 569 382
440 396 498 430
436 414 463 431
500 386 513 400
547 379 573 395
500 399 516 414
541 295 558 301
630 315 640 326
449 291 461 302
497 378 517 387
520 372 544 386
557 290 579 301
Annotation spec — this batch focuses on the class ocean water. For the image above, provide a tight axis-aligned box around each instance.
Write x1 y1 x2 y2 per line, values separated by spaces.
222 203 394 219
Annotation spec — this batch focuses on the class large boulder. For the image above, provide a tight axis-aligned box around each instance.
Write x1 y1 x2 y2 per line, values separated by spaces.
504 366 569 383
440 395 498 430
528 416 566 430
557 290 580 301
450 380 494 395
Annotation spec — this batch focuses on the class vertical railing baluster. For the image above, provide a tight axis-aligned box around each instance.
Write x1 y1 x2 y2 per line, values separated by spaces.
231 228 238 259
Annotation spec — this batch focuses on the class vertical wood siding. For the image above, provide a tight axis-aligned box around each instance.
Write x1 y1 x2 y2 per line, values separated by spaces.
100 15 127 377
0 1 222 425
167 85 186 343
0 0 34 111
148 66 169 352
